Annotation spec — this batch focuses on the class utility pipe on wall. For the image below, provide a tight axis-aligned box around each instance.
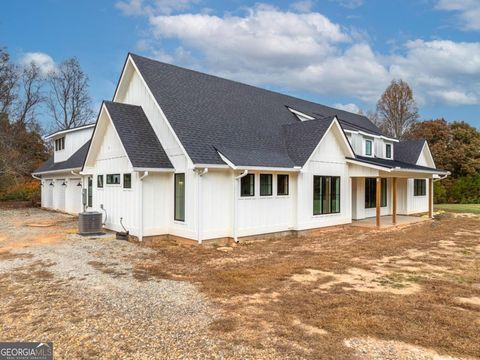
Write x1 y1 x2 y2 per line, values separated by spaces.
138 171 149 242
196 168 208 244
233 170 248 243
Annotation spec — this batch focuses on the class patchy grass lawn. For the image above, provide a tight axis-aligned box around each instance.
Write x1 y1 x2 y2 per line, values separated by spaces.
435 203 480 214
134 213 480 359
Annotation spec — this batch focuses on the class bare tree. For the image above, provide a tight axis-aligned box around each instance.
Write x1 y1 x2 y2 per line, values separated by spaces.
376 79 419 139
47 58 94 130
14 62 44 126
0 49 18 114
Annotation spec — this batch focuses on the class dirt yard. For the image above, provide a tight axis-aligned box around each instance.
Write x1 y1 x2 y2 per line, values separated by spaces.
0 208 479 359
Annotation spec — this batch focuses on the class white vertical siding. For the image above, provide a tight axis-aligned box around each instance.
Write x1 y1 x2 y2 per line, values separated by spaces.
53 127 93 163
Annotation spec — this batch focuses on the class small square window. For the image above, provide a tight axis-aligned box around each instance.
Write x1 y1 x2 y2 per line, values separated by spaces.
123 174 131 189
385 144 392 159
277 174 289 195
106 174 120 185
260 174 273 196
97 175 103 188
414 179 426 196
240 174 255 197
365 139 373 156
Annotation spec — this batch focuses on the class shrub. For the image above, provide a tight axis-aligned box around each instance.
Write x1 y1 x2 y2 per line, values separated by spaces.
0 181 40 202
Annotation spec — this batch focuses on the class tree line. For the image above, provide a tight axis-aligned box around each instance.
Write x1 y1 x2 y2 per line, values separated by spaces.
0 47 93 200
370 80 480 204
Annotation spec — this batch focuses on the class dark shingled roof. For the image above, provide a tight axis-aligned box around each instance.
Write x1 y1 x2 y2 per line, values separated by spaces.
349 155 447 174
104 101 173 169
130 53 383 167
34 141 90 174
394 140 426 164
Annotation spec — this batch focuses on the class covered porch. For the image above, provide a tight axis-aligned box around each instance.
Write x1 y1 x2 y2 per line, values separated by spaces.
351 214 430 228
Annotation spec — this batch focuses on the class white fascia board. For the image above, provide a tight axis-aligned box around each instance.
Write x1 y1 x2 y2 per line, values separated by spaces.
45 124 95 140
217 151 299 172
132 167 175 173
193 163 230 169
346 159 392 172
124 55 194 169
343 129 399 143
392 167 448 175
32 167 81 176
287 107 315 121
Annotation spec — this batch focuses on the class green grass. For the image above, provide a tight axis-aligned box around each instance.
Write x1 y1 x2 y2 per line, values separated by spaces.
435 203 480 214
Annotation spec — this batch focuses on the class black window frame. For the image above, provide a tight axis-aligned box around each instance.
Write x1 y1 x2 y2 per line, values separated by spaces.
277 174 289 196
174 173 185 222
414 179 426 196
106 174 120 185
365 139 373 156
313 176 341 215
240 174 255 197
97 175 103 188
365 178 387 208
385 143 392 159
260 174 273 196
123 173 132 189
55 137 65 151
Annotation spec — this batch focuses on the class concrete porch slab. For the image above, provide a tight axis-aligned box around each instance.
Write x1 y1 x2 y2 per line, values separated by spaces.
351 215 430 229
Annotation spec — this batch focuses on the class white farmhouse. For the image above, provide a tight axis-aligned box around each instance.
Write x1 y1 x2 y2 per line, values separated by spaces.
34 53 448 243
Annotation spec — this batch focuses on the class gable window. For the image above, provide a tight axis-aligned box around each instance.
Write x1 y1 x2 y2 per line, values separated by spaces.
277 174 289 196
313 176 340 215
365 178 387 208
365 139 373 156
97 175 103 188
174 173 185 221
240 174 255 197
123 174 132 189
55 137 65 151
106 174 120 185
260 174 272 196
414 179 426 196
385 143 392 159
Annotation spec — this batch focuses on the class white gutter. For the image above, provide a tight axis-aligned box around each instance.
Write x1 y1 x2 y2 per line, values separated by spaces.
31 174 42 181
138 171 149 242
433 172 451 182
233 170 249 243
196 168 208 244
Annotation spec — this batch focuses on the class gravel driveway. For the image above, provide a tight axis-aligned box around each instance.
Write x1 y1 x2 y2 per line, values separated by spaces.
0 208 275 359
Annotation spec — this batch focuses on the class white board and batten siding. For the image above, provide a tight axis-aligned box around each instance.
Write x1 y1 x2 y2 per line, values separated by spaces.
54 127 93 163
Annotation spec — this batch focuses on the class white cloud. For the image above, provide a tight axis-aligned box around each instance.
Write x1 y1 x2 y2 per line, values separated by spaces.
333 103 360 113
122 3 480 107
290 0 315 13
331 0 363 9
20 52 56 75
436 0 480 31
116 0 198 16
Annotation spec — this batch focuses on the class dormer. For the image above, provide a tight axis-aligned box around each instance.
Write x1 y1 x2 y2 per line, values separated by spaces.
46 124 95 163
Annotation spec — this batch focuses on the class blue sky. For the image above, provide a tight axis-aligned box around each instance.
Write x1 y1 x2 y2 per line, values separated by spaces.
2 0 479 128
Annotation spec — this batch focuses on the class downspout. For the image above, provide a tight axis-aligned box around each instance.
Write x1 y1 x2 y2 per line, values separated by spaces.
32 174 42 181
433 172 450 182
196 168 208 244
233 170 248 243
139 171 149 241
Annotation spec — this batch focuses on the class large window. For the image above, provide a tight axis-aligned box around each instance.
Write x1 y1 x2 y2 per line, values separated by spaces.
313 176 340 215
55 137 65 151
365 139 373 156
277 174 289 196
365 178 387 208
260 174 272 196
106 174 120 185
240 174 255 197
97 175 103 188
123 174 131 189
414 179 426 196
174 173 185 221
385 143 392 159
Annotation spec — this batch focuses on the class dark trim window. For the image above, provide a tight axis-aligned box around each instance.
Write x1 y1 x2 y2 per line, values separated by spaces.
55 137 65 151
97 175 103 188
123 174 132 189
385 144 392 159
365 139 373 156
260 174 273 196
87 177 93 208
240 174 255 197
313 176 340 215
106 174 120 185
414 179 426 196
174 173 185 221
277 174 289 196
365 178 387 208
